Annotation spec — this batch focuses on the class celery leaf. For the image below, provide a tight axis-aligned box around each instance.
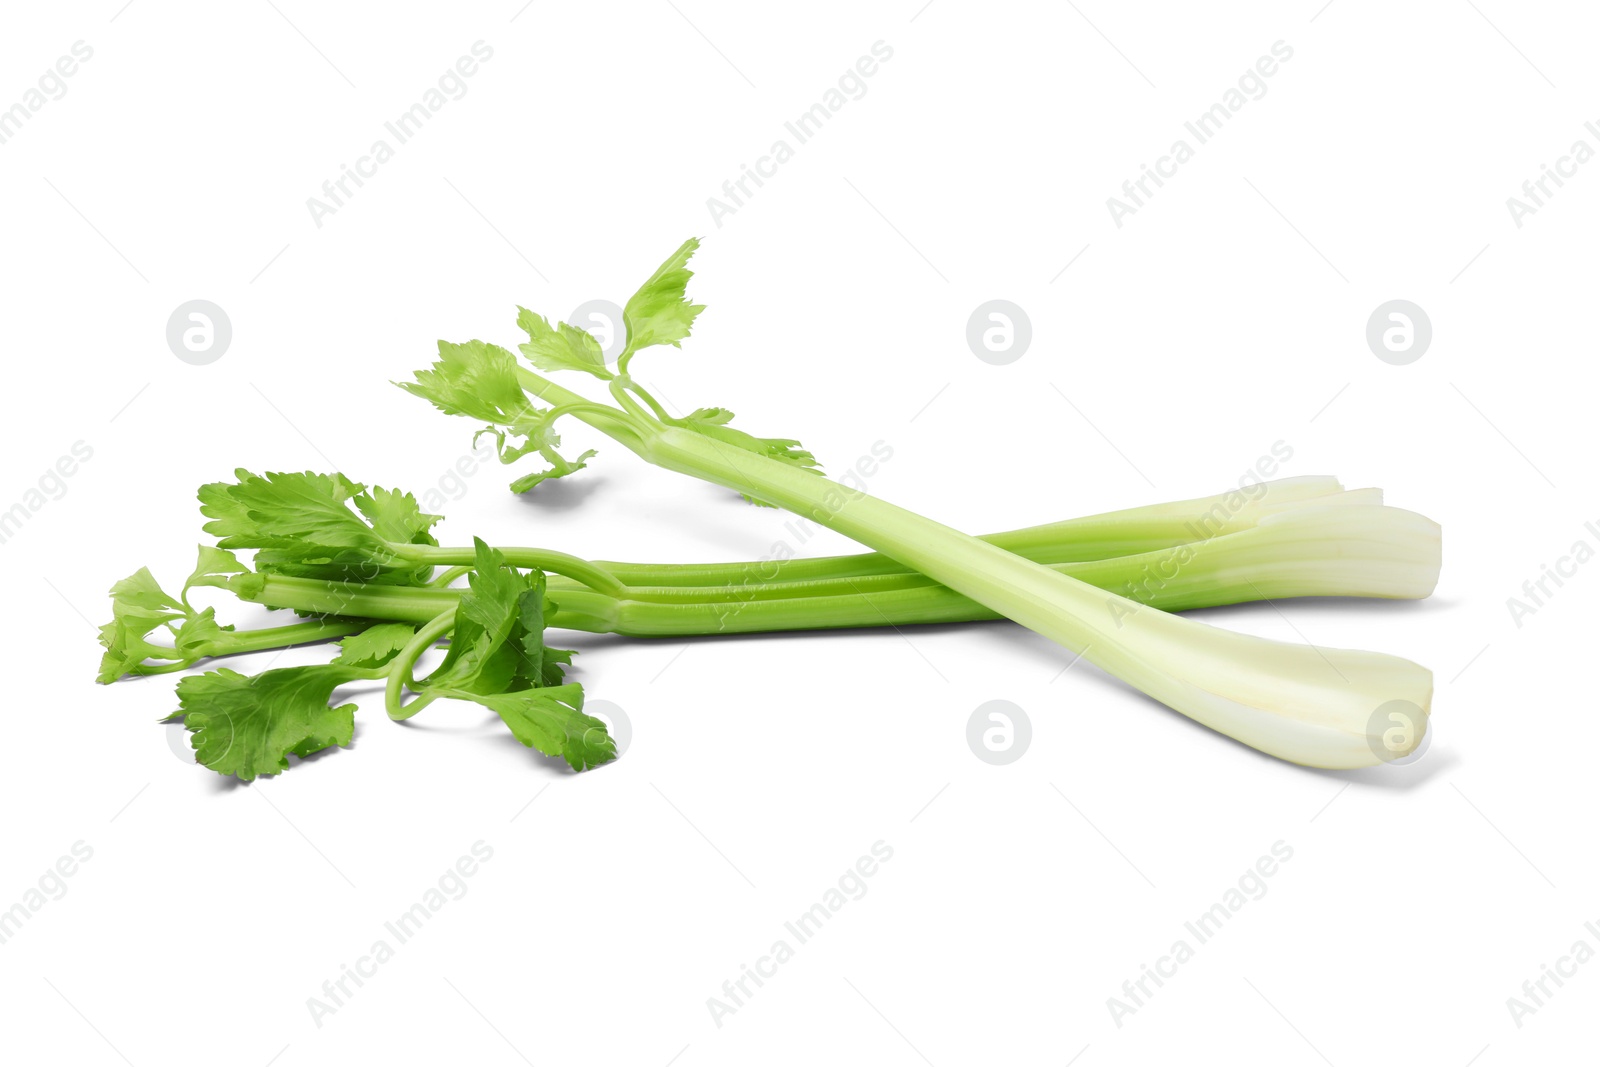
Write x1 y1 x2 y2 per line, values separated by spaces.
168 665 363 781
517 308 611 378
333 623 417 669
475 685 615 771
198 470 441 584
417 540 612 770
622 238 706 356
396 339 536 425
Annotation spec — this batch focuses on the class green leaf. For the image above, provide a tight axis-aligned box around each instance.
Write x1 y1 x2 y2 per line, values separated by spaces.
402 342 598 494
534 646 574 690
622 238 706 357
477 414 598 495
183 546 250 605
171 608 232 657
198 470 441 585
472 685 617 771
396 339 535 425
423 551 499 691
97 559 255 682
97 622 156 684
107 567 185 616
517 307 611 379
356 485 442 550
200 469 367 550
333 623 417 669
684 406 736 426
413 540 602 767
515 577 573 689
96 568 188 683
168 665 362 781
426 540 545 694
506 443 597 494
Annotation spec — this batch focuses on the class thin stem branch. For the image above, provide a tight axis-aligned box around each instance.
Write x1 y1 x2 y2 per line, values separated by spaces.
386 608 458 721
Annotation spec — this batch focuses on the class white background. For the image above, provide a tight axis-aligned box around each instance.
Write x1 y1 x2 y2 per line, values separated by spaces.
0 1 1594 1064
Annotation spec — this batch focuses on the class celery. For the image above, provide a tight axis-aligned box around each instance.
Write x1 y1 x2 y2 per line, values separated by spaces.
230 484 1436 638
402 240 1440 769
